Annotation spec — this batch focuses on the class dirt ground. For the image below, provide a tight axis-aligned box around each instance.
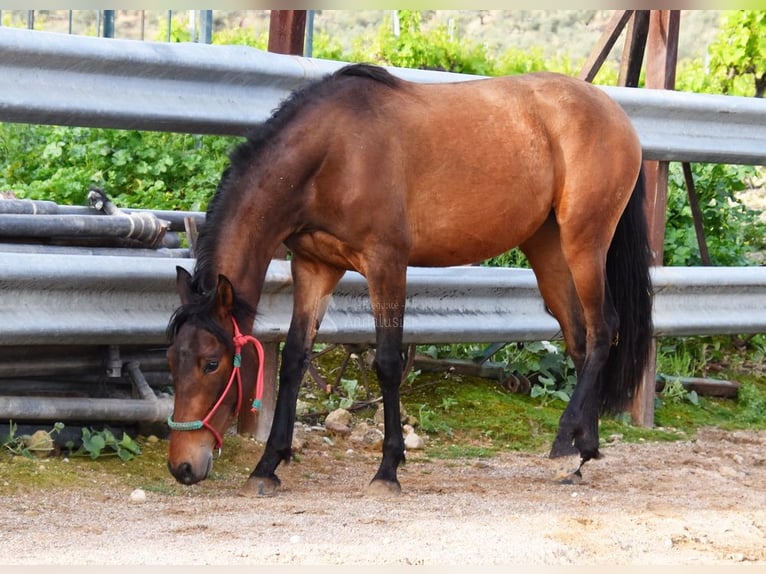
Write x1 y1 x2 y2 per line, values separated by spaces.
1 426 766 566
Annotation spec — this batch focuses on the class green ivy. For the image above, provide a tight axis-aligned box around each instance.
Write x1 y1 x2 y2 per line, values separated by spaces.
707 11 765 98
0 124 238 211
66 427 142 461
664 162 765 266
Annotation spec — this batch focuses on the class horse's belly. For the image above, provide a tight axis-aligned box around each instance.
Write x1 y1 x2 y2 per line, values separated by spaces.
407 208 545 267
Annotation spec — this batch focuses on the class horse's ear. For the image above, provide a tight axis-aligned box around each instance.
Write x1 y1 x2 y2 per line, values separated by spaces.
214 274 236 316
175 266 194 305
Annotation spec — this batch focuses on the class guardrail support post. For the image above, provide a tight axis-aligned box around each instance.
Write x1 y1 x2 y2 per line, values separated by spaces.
267 10 307 55
102 10 115 38
199 10 213 44
631 10 680 427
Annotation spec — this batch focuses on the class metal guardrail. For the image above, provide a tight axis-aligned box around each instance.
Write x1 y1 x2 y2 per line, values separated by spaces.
3 252 766 347
3 251 766 426
0 28 765 164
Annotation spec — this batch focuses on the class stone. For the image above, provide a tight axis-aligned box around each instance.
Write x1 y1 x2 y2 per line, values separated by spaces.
349 423 384 450
129 488 147 503
325 408 353 435
373 401 410 425
404 430 425 450
24 430 54 458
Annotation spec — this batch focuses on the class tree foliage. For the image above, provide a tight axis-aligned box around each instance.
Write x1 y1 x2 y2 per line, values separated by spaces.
665 163 764 266
707 10 765 98
350 10 495 75
665 10 766 266
0 123 237 210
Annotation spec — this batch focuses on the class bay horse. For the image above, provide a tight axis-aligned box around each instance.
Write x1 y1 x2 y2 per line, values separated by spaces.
166 63 653 496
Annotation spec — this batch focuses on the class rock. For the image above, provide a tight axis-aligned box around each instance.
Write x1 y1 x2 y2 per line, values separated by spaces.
349 423 384 450
373 404 385 425
291 432 307 452
325 408 353 435
718 465 745 479
403 413 419 427
404 430 425 450
24 430 54 458
728 553 746 562
129 488 147 503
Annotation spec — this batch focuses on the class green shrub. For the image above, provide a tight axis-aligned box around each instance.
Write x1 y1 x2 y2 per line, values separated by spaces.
0 124 238 211
664 163 765 266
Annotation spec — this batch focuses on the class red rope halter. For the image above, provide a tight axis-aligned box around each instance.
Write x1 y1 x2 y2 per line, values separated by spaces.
167 317 265 450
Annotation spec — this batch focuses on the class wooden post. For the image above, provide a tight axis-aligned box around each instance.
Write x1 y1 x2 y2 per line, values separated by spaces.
617 10 649 88
682 163 712 266
578 11 634 83
267 10 307 55
630 10 680 427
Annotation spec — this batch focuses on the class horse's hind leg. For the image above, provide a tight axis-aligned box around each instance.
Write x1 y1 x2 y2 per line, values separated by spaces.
241 256 345 497
521 218 593 476
521 215 586 374
550 219 620 464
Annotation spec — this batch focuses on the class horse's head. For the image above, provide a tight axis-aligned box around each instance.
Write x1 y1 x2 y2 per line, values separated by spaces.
166 266 256 485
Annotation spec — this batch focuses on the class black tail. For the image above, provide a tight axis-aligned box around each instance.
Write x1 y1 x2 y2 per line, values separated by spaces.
600 167 654 414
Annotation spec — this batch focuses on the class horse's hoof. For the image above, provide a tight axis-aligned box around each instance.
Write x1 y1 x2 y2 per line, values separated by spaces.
549 439 579 459
547 452 583 484
365 479 402 497
238 476 280 498
557 468 583 485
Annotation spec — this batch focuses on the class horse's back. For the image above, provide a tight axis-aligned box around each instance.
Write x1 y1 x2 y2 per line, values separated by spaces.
399 72 639 167
296 69 643 269
379 73 641 266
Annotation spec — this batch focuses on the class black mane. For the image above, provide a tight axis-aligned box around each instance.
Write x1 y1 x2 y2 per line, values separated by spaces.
166 285 255 346
168 64 400 341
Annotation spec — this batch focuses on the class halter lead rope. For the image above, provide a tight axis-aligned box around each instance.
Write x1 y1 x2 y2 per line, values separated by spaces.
167 317 265 450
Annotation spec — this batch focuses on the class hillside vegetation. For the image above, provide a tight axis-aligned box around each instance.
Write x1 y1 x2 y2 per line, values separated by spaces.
3 9 723 66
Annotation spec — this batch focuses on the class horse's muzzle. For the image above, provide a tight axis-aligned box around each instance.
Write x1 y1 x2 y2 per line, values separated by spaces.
168 452 213 485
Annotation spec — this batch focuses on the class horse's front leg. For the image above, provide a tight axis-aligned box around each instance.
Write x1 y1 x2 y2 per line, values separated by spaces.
240 258 344 497
365 265 407 496
240 327 308 497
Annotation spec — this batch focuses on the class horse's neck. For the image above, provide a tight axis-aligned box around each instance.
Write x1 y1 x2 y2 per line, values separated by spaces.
209 119 325 305
208 224 279 311
210 172 301 307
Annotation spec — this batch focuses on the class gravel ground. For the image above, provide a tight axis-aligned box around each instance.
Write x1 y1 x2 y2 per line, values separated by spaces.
2 426 766 566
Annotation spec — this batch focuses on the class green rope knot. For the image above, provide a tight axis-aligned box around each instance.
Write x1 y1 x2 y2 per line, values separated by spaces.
251 398 262 412
233 353 242 368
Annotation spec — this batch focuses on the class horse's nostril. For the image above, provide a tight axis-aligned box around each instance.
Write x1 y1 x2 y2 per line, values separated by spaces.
179 462 194 484
169 461 196 485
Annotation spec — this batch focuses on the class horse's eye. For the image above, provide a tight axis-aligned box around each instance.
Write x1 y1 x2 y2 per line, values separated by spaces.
202 360 219 374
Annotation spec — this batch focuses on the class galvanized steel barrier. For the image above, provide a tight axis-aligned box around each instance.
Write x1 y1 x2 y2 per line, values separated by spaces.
1 27 765 429
0 27 765 164
2 253 766 425
3 253 766 347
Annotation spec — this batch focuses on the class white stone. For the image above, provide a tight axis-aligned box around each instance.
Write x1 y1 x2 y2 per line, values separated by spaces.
129 488 147 503
404 430 425 450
